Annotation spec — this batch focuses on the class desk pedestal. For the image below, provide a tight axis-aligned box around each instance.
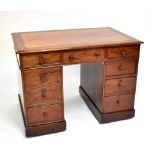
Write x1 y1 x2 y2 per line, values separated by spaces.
18 94 66 137
79 86 135 123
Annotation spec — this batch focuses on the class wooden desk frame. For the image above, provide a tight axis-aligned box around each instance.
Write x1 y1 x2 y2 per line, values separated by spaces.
12 27 143 137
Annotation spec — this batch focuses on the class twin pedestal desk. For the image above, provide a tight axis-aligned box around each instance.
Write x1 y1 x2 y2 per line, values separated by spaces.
12 27 143 137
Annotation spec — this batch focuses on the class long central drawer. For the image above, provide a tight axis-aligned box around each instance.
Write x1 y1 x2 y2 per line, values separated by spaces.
62 49 105 65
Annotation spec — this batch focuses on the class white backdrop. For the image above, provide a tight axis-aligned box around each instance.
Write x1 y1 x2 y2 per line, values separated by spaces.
0 0 155 155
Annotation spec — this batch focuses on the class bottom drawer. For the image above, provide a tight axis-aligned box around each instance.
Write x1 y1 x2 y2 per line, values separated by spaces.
103 94 134 113
27 104 64 126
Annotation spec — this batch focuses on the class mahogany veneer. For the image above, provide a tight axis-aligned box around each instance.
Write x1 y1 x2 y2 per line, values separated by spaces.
12 27 143 137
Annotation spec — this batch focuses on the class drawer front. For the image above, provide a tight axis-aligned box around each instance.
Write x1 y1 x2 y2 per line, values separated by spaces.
105 77 136 95
21 52 60 68
103 94 134 113
108 46 139 59
27 104 64 125
23 67 61 88
25 85 62 107
105 60 137 76
63 49 105 64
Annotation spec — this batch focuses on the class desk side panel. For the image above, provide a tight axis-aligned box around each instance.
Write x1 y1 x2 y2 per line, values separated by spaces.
17 57 28 126
80 62 104 112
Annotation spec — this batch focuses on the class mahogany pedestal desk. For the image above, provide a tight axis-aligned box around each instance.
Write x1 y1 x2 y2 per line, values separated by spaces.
12 27 143 137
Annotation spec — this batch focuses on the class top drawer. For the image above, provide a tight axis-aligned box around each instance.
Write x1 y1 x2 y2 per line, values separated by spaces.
23 66 62 88
20 52 60 68
62 49 105 65
107 45 139 59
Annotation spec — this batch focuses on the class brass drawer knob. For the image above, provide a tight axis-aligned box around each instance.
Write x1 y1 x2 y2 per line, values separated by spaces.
41 89 47 98
39 55 46 65
95 53 100 57
68 55 75 60
40 72 47 82
43 111 48 117
116 99 121 104
118 64 124 70
121 50 127 57
118 79 122 87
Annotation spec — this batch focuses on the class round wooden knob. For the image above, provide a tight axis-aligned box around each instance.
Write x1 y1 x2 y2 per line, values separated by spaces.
39 55 46 65
118 79 122 87
69 55 75 60
40 72 47 82
95 53 100 57
116 99 121 104
43 111 48 117
118 65 124 70
41 89 47 98
121 50 127 57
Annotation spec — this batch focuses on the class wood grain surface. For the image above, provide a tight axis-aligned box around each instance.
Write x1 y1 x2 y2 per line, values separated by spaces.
12 27 142 53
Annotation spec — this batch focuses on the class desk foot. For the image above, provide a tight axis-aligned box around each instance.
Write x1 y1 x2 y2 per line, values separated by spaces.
18 94 66 137
79 86 135 123
25 121 66 137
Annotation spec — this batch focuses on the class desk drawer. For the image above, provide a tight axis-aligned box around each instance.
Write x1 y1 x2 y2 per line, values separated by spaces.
62 49 105 65
105 77 136 96
25 85 62 107
27 104 64 126
105 60 138 76
103 94 134 113
23 67 62 88
108 45 139 59
21 52 60 68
